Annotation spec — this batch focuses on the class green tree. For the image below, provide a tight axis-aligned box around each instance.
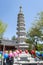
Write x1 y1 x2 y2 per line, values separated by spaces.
0 20 7 39
26 12 43 50
12 35 16 40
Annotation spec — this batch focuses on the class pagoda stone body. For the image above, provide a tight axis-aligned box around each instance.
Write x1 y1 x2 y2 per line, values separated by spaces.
16 6 28 50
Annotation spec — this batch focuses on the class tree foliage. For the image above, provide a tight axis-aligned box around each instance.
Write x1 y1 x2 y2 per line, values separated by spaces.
12 35 16 40
26 12 43 50
0 20 7 39
37 44 43 51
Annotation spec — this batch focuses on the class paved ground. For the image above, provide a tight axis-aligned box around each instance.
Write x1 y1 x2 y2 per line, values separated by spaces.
13 64 43 65
0 59 43 65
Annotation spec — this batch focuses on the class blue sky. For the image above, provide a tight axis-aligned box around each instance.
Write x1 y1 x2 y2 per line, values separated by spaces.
0 0 43 39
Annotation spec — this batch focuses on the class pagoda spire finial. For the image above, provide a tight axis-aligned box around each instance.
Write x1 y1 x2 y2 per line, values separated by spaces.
20 6 22 13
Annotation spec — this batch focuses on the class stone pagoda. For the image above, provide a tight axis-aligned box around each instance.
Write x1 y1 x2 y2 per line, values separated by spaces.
16 6 28 50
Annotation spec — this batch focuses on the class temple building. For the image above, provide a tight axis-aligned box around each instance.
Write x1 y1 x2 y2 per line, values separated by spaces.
0 6 28 51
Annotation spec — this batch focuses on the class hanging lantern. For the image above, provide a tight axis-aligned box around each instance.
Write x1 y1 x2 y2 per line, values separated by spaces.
0 51 3 54
40 51 43 57
40 51 43 54
36 51 40 57
31 50 35 54
19 50 22 53
16 50 20 54
13 52 18 57
25 50 28 54
9 51 14 58
4 53 8 59
0 54 2 59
